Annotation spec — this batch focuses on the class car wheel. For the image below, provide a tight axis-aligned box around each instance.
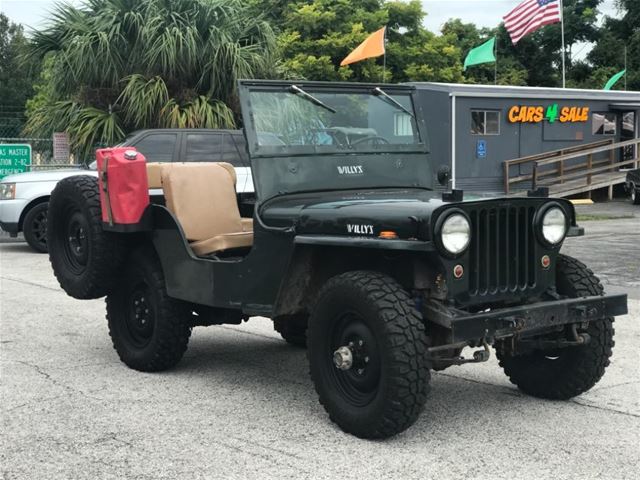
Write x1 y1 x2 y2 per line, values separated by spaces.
632 187 640 205
23 202 49 253
496 254 614 400
106 247 192 372
47 175 124 299
308 271 430 439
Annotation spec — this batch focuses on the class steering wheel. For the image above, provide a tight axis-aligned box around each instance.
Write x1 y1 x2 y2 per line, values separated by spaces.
350 135 391 146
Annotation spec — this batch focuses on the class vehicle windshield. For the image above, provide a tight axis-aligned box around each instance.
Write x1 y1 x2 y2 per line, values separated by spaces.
246 87 424 156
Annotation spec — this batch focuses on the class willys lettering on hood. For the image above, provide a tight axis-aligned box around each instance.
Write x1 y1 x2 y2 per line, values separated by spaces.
337 165 364 175
347 224 374 235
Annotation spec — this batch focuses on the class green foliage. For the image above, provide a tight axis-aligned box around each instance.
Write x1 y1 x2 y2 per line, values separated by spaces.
251 0 464 83
0 13 41 136
445 1 605 88
24 0 279 160
585 0 639 90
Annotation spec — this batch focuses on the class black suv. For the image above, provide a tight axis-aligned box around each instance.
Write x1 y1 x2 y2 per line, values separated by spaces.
46 81 627 439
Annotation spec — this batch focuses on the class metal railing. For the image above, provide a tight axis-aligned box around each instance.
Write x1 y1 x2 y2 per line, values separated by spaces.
532 138 640 193
503 138 639 196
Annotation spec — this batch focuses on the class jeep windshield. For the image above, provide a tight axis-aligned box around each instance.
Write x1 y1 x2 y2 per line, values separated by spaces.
244 84 425 157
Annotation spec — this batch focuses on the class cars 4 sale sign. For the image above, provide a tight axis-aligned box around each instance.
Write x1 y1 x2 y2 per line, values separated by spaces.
0 144 32 180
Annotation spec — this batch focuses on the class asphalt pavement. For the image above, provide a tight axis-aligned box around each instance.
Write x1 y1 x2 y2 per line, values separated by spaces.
1 206 639 480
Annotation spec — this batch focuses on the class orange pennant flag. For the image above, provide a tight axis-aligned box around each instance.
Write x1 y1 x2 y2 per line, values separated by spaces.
340 27 386 67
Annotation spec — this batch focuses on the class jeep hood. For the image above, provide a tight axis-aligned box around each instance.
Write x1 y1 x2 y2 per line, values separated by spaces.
261 189 502 240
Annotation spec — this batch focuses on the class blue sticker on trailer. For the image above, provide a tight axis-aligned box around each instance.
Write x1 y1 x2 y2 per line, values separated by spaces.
476 140 487 159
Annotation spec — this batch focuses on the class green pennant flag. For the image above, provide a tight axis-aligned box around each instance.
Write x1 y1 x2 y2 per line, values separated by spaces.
464 37 496 71
603 69 626 90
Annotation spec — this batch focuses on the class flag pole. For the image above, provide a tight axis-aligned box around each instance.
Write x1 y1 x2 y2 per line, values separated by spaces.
624 46 628 91
560 0 566 88
382 26 387 83
494 36 498 85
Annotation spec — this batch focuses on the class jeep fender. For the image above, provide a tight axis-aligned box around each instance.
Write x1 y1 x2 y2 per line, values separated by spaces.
271 236 440 319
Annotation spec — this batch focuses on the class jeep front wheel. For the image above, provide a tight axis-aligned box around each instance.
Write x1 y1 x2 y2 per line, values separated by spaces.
496 254 615 400
632 187 640 205
106 247 192 372
308 271 430 439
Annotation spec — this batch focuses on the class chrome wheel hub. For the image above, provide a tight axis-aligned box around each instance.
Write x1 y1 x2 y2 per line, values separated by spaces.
333 346 354 370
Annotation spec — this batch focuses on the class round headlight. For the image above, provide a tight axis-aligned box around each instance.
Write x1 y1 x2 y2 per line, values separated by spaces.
541 207 567 245
441 214 471 255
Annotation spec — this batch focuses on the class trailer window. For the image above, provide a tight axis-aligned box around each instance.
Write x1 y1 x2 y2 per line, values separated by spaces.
471 111 500 135
592 113 617 135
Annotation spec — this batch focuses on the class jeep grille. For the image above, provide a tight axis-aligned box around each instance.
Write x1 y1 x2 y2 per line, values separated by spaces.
468 205 537 296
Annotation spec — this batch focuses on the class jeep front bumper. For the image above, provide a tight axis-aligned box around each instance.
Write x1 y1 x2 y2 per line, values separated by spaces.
424 294 628 344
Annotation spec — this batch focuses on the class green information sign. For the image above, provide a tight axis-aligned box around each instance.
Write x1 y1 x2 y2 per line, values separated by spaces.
0 144 32 179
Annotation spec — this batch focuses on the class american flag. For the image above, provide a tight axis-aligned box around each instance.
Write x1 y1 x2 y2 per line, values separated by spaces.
503 0 562 44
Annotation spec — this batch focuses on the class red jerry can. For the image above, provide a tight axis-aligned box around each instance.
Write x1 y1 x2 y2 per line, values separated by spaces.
96 147 149 226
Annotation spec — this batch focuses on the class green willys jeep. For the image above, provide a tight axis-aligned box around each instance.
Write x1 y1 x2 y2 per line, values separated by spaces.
47 81 628 439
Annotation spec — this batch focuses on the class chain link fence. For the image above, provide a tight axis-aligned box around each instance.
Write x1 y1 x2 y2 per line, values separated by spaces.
0 109 84 170
0 136 83 170
0 131 84 170
0 106 26 139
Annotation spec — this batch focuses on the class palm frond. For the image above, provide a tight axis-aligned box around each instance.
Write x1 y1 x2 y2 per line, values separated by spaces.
118 74 169 127
159 96 235 129
25 0 279 149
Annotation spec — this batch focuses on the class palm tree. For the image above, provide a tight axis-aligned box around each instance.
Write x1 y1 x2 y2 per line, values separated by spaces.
24 0 279 160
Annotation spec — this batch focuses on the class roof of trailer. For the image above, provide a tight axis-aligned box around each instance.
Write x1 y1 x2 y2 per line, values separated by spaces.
239 79 414 90
408 82 640 102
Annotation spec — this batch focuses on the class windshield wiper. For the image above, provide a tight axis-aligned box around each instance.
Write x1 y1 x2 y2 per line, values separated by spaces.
372 87 415 118
290 85 336 114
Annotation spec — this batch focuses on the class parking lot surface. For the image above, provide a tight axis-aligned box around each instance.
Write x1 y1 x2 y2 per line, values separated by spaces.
1 211 639 480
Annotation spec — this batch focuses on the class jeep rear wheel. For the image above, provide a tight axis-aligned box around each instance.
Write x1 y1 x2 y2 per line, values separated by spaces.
23 202 48 253
632 187 640 205
48 176 124 299
106 247 192 372
308 271 430 439
496 254 615 400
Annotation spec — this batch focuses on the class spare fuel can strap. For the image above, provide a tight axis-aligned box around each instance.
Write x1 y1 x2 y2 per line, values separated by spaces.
101 156 114 226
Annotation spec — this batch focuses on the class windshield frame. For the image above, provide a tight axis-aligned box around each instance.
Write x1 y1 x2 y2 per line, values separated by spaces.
239 80 430 158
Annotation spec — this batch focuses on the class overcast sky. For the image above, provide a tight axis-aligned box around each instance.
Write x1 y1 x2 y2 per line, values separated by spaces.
1 0 621 33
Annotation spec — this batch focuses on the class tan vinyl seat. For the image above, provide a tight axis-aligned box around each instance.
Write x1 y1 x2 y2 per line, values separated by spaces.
147 162 238 189
146 162 164 189
159 162 253 256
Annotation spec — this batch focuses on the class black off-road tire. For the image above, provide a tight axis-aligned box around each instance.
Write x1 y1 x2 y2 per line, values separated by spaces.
106 247 192 372
23 202 49 253
274 316 307 348
496 254 615 400
631 187 640 205
47 175 124 299
308 271 430 439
